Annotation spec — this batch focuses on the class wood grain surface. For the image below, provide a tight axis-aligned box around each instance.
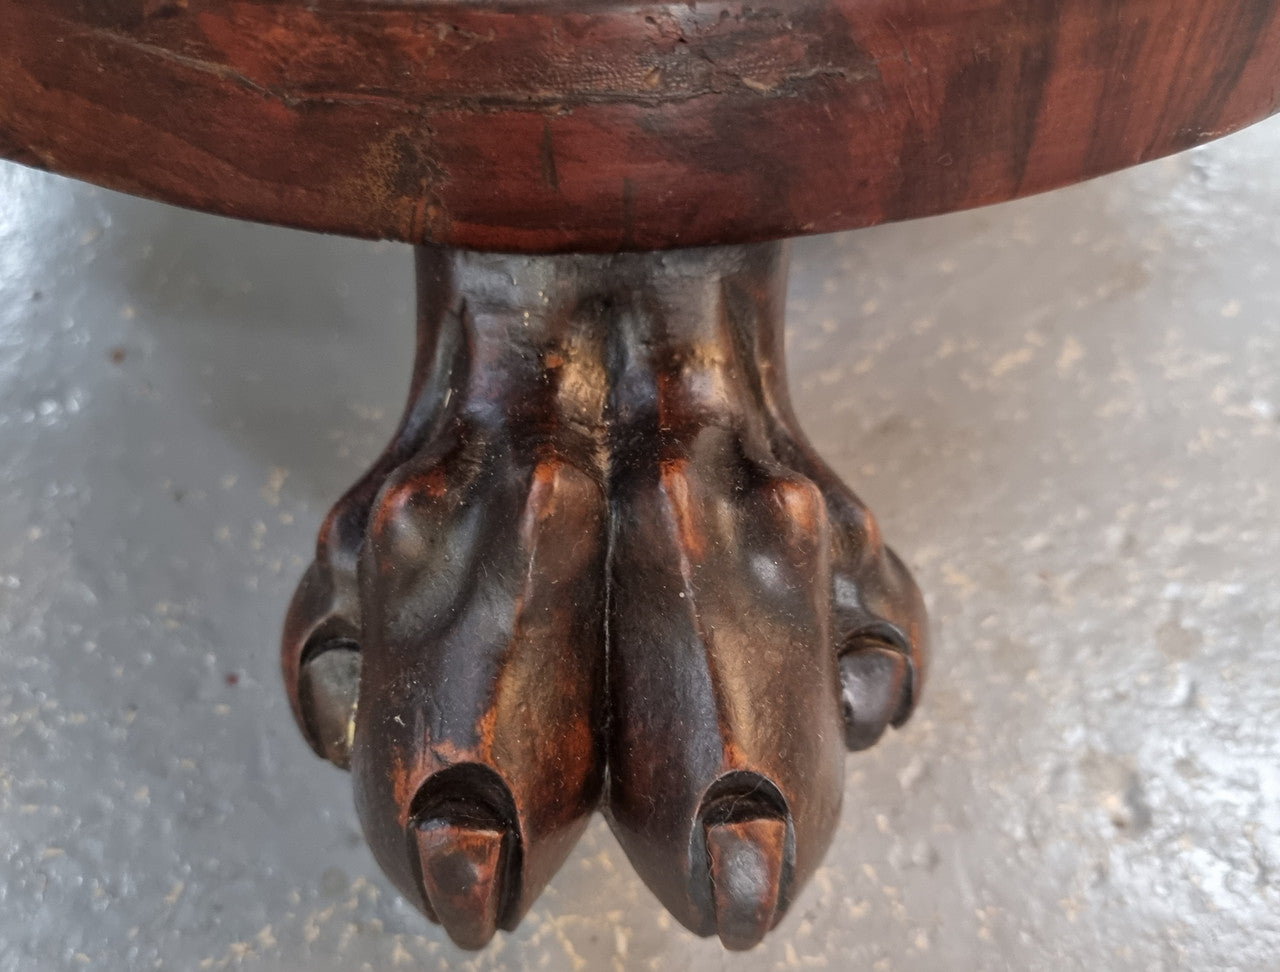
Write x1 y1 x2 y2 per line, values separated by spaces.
2 0 1277 250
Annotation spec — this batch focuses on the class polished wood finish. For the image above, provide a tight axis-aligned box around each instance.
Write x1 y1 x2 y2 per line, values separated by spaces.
2 0 1279 252
282 243 927 948
5 0 1277 951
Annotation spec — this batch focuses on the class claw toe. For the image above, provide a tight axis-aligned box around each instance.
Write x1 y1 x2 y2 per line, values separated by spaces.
697 774 793 950
298 640 361 768
705 815 787 950
410 767 520 950
415 822 508 950
838 642 913 752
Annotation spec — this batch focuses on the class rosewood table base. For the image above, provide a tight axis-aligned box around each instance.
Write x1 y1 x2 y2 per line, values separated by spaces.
281 241 928 950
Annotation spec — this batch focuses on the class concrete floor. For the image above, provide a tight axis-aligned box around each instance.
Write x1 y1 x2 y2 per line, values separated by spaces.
1 116 1279 971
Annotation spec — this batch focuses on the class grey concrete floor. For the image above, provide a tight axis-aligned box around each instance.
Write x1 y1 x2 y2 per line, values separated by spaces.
2 117 1279 972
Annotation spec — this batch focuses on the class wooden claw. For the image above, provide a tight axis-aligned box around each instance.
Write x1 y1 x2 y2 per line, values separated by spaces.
415 818 510 950
297 643 360 769
706 815 788 950
838 643 912 752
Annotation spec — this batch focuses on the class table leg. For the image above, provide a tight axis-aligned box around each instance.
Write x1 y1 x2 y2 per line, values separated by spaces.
281 241 928 950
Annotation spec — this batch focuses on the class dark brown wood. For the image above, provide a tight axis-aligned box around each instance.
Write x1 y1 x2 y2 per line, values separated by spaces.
10 0 1278 951
282 242 928 948
2 0 1279 252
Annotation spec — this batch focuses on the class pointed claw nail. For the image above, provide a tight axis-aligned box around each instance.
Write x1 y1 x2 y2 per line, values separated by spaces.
409 766 520 949
839 642 912 752
415 818 509 950
705 815 787 950
698 774 791 950
298 641 361 768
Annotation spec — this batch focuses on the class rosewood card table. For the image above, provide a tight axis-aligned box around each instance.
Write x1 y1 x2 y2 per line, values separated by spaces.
2 0 1278 952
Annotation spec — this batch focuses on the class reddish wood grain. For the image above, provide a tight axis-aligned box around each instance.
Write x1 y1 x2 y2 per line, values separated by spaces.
2 0 1277 251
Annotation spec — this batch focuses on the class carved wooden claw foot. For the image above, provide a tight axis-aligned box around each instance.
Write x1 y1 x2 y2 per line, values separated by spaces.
281 241 928 950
